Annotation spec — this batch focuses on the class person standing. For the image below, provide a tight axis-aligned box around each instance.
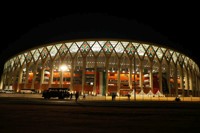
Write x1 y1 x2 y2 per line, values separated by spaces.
70 92 73 100
75 91 79 102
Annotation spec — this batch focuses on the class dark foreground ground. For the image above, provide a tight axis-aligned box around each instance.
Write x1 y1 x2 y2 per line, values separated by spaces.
0 97 200 133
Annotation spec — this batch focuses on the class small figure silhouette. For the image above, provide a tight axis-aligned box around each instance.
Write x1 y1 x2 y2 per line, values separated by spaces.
75 91 79 102
70 92 73 100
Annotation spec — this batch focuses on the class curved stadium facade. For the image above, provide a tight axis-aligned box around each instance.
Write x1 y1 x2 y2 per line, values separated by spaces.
1 40 200 97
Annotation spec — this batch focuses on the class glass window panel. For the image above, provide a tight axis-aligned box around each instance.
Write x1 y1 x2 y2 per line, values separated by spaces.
161 48 166 53
87 41 95 47
147 46 155 58
65 42 72 48
156 48 163 59
46 45 52 51
49 46 58 57
26 52 32 63
142 44 149 50
103 41 113 55
38 47 43 53
184 57 188 66
41 48 48 59
98 41 106 47
55 43 62 50
10 58 14 68
126 43 135 57
179 55 183 65
172 52 178 63
91 41 101 54
59 44 68 56
132 42 139 48
165 49 172 61
76 41 83 48
152 46 158 51
33 50 40 61
110 41 118 48
31 50 36 56
69 43 79 56
121 41 129 48
115 42 124 55
19 54 25 66
80 42 90 56
137 45 145 56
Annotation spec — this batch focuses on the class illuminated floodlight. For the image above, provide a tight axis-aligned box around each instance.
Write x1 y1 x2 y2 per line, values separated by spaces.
60 65 68 71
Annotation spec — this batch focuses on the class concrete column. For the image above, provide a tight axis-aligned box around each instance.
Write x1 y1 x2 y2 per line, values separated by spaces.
12 70 18 91
31 65 37 89
166 64 171 95
195 73 198 96
129 59 133 90
179 66 184 97
39 67 45 92
82 58 86 94
0 73 4 89
48 64 54 88
139 61 144 91
7 71 12 90
105 57 109 95
149 62 153 91
60 70 63 88
197 73 200 97
93 57 97 95
174 65 178 96
185 69 189 96
133 55 136 101
117 58 121 95
24 65 30 89
198 75 200 96
17 68 23 92
188 70 192 95
70 59 74 91
7 72 12 90
158 63 162 93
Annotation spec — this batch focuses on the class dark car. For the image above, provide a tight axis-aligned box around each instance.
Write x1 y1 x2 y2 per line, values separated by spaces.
42 88 70 99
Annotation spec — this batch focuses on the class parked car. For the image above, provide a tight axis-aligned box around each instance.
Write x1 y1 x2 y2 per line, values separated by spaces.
20 88 36 94
42 88 70 99
1 89 15 93
0 89 6 93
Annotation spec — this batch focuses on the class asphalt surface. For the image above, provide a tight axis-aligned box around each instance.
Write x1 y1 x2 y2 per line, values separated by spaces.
0 94 200 133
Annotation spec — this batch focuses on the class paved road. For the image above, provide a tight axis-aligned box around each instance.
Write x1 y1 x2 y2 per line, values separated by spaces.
0 94 200 133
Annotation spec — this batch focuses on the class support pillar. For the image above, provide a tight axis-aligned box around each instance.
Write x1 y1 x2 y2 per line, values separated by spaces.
139 61 144 91
149 62 153 92
174 65 178 96
93 57 97 95
70 59 74 91
39 67 45 93
82 58 86 94
158 64 162 93
117 58 121 95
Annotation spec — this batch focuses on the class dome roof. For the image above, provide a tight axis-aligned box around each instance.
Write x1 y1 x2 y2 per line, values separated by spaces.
0 13 192 71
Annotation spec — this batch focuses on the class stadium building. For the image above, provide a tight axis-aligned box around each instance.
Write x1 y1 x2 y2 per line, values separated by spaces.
0 15 199 97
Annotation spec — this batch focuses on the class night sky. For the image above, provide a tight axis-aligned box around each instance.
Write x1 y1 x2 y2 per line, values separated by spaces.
0 3 199 75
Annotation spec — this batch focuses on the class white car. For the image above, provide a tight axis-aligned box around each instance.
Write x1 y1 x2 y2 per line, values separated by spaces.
20 89 36 94
4 90 15 93
0 89 6 93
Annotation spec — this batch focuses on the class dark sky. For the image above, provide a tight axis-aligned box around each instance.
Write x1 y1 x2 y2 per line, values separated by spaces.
0 2 199 75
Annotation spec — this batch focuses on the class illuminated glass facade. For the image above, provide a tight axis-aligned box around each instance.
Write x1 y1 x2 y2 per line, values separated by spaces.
1 40 200 96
